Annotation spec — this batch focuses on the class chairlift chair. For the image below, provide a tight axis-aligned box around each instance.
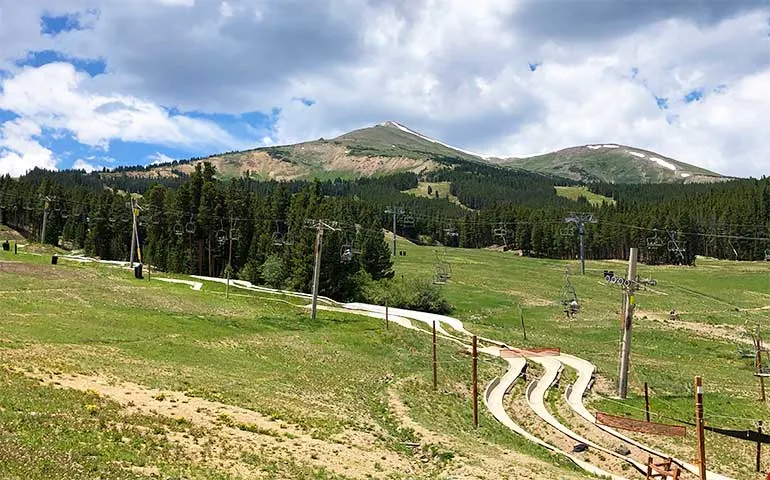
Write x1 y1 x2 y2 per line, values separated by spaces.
185 218 196 234
646 230 664 249
173 221 184 237
433 265 449 285
340 245 354 264
765 249 770 262
402 214 415 227
561 225 576 237
216 228 227 245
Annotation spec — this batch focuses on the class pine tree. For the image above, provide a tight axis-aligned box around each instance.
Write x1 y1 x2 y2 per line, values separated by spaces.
359 220 394 280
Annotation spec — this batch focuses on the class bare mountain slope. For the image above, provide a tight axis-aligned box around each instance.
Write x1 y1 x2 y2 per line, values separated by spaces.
493 144 726 184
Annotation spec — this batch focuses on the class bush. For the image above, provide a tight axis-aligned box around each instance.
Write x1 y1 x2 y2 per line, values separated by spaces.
260 254 286 289
362 276 454 315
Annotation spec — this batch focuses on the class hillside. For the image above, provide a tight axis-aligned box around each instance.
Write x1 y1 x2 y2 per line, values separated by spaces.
107 124 728 185
119 122 485 181
494 144 726 184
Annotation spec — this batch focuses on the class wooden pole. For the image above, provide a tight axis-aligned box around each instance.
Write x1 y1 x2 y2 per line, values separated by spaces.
310 225 324 320
757 324 766 402
618 247 638 399
472 335 478 428
757 421 763 473
432 321 437 391
644 382 651 422
226 216 233 300
519 304 527 341
695 376 707 480
385 297 389 330
129 201 136 268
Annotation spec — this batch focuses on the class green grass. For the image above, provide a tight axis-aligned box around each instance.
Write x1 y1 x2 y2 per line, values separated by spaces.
402 181 469 209
555 186 615 207
0 247 580 479
0 368 228 480
3 238 769 478
388 240 770 478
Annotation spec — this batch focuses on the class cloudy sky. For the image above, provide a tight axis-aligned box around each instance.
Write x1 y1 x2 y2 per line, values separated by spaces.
0 0 768 177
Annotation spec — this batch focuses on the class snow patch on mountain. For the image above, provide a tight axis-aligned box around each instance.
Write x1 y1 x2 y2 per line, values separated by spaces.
384 121 486 159
649 157 677 171
627 151 646 159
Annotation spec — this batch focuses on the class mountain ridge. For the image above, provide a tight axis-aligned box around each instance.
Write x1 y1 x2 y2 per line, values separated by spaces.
110 122 727 184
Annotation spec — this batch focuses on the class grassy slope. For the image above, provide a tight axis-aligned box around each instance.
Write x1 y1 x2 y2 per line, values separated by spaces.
501 147 722 183
0 248 577 479
3 238 769 477
120 123 483 181
555 186 616 207
402 181 469 209
389 241 770 478
334 123 483 164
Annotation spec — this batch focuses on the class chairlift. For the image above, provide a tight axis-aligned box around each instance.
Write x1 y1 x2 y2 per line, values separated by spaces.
185 217 196 234
340 245 354 264
433 265 449 285
764 249 770 262
216 228 227 245
173 221 184 236
108 215 117 223
230 228 241 242
561 225 576 237
272 231 286 246
646 230 664 249
402 214 415 227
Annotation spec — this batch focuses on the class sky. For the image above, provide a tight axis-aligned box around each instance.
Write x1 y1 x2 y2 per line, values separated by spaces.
0 0 768 178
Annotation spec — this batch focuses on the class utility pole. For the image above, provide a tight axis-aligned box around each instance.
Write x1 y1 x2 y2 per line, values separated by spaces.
226 216 234 300
564 212 597 275
432 321 438 391
128 200 141 268
40 196 54 245
618 247 638 399
472 335 478 428
306 219 338 320
695 376 707 480
384 206 403 256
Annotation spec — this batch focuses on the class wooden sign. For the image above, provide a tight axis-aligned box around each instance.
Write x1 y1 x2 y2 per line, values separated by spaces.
500 347 560 358
596 412 686 437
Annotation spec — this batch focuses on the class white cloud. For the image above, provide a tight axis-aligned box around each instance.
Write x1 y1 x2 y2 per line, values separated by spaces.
0 62 242 151
0 119 58 176
0 0 768 177
147 151 175 165
72 159 100 172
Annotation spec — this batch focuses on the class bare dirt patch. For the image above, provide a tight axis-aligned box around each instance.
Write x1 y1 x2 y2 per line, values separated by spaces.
14 366 415 479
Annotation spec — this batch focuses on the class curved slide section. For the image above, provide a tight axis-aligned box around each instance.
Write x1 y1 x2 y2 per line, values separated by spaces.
484 356 627 480
526 356 646 474
559 353 732 480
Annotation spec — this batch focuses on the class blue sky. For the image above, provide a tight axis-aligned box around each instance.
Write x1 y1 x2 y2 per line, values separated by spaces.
0 0 768 177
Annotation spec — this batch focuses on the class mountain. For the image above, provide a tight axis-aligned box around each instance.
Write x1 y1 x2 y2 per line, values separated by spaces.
122 122 485 181
492 144 726 184
115 123 727 184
